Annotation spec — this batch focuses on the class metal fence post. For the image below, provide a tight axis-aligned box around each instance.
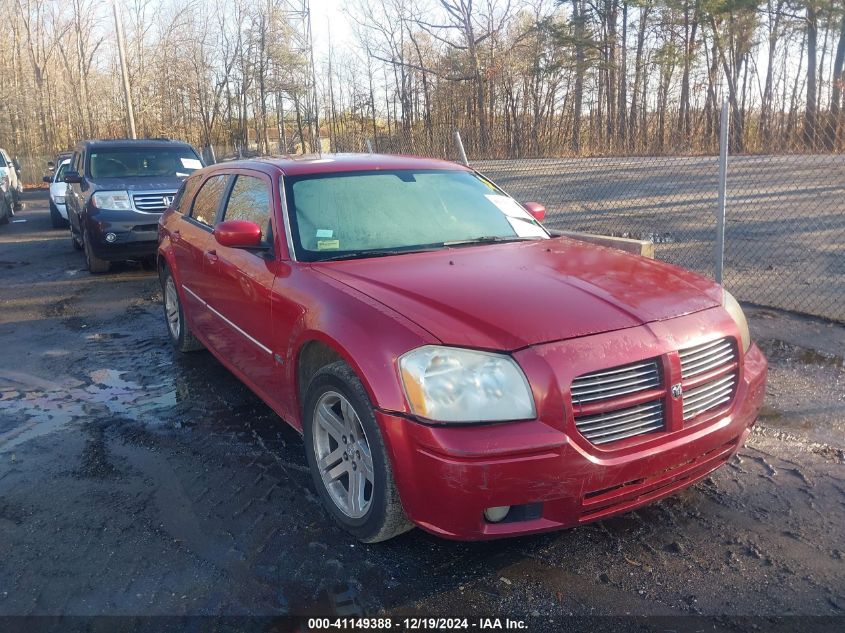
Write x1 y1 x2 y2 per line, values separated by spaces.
365 139 374 154
715 99 729 285
453 129 469 166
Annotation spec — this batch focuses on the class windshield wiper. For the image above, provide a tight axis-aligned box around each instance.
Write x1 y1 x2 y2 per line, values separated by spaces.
443 235 543 247
316 247 441 262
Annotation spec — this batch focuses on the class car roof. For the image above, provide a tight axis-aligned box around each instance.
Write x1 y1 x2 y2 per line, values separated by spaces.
77 139 195 150
210 153 469 177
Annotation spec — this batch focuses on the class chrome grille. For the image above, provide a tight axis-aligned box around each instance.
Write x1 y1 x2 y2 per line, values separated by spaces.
571 359 661 406
679 338 735 379
575 400 664 445
682 374 736 421
680 338 738 421
132 192 176 213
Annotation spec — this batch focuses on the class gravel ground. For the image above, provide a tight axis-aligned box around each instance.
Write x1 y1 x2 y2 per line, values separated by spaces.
0 192 843 625
476 154 845 321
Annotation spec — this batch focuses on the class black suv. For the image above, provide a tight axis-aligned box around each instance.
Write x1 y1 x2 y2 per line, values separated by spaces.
65 139 204 273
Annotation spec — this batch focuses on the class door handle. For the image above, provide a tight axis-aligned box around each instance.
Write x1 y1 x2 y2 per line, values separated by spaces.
171 229 181 243
204 249 218 264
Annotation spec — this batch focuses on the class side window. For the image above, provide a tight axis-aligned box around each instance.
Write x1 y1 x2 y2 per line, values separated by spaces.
221 175 272 243
190 175 228 227
174 176 201 215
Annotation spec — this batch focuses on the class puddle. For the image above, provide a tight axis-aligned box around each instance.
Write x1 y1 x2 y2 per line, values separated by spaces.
757 338 844 368
0 367 178 452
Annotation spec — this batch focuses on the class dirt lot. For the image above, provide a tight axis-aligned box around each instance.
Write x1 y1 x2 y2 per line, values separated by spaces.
1 193 843 624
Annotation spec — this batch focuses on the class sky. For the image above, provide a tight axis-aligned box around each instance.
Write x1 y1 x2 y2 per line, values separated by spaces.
309 0 355 64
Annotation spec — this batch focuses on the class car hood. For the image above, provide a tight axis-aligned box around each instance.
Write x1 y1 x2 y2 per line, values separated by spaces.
314 238 724 350
90 176 187 192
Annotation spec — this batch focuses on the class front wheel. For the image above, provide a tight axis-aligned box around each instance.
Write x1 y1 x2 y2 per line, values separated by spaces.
83 229 110 273
303 361 412 542
0 200 9 225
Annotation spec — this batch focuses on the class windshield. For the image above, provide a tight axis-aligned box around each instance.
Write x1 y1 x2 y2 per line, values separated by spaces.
284 169 548 261
88 147 202 179
55 160 70 182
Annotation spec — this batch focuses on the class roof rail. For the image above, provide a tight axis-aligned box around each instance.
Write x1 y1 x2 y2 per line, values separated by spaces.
90 137 173 142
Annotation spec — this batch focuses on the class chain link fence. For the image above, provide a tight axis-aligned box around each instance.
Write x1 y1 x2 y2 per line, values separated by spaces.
303 121 844 323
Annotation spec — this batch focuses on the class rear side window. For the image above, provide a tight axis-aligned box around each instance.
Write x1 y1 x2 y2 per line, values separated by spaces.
174 176 201 215
191 175 228 227
221 175 272 243
55 161 70 182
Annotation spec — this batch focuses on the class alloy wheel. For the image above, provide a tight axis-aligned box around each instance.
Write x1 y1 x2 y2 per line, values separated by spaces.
312 391 375 519
164 276 181 339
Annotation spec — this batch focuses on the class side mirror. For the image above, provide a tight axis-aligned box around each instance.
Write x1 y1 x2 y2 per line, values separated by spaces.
214 219 262 248
523 201 546 222
64 171 82 184
43 175 52 183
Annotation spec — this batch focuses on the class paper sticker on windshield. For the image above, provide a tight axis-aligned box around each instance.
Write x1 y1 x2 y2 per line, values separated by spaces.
316 229 334 238
485 194 531 218
317 239 340 250
180 158 203 169
506 217 547 238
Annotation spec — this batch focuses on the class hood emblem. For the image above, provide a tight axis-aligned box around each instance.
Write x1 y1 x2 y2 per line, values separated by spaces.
671 383 683 399
163 195 175 206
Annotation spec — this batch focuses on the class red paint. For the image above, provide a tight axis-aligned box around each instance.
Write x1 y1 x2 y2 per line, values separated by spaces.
213 219 262 248
522 201 546 221
158 154 767 540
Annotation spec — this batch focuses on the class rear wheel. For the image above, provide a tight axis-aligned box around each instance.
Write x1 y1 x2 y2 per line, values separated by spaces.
161 266 204 352
303 361 412 542
83 229 110 274
140 256 156 271
70 227 83 250
50 202 68 228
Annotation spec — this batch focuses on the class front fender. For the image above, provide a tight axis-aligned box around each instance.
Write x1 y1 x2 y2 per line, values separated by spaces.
287 268 440 424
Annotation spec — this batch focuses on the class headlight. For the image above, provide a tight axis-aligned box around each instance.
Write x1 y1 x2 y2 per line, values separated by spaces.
398 346 536 422
53 195 65 204
92 191 131 210
723 289 751 353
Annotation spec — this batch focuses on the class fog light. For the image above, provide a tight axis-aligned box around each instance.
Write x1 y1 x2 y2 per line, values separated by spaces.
105 232 117 243
483 506 510 523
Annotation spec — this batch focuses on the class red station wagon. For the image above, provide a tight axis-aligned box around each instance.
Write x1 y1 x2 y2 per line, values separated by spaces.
157 154 768 542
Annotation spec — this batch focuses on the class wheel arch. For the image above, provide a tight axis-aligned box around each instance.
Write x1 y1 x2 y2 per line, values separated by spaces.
292 327 412 426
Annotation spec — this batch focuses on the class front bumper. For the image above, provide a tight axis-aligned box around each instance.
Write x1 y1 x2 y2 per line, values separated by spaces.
85 208 161 261
380 317 767 540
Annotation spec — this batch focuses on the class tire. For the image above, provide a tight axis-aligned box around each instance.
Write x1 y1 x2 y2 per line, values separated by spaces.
140 256 156 271
83 228 110 274
161 266 204 352
303 361 413 543
50 202 68 228
70 225 83 250
0 201 8 225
